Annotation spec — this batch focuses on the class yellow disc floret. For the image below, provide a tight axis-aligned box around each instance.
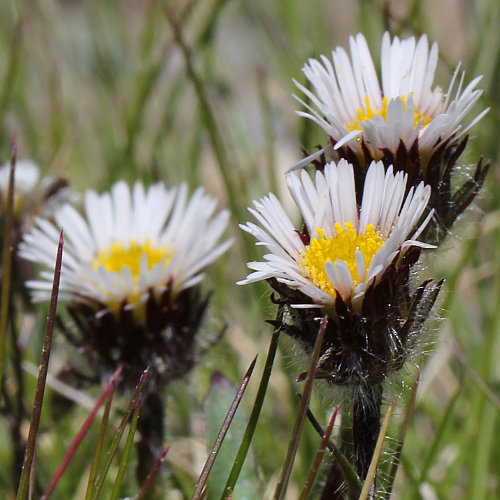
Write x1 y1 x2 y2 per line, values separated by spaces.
346 96 432 132
300 222 384 298
92 240 171 284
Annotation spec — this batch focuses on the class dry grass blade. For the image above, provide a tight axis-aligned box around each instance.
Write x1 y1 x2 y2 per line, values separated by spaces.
41 367 122 500
191 356 257 500
358 404 393 500
136 445 171 500
273 316 328 500
0 139 17 397
16 230 64 500
299 406 339 500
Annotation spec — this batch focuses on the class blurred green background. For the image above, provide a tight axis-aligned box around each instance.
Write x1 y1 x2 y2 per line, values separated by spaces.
1 0 499 498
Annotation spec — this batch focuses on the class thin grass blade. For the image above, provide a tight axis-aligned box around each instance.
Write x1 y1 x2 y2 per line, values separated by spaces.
136 445 170 500
305 403 362 497
109 394 142 500
164 4 251 248
299 406 339 500
0 139 17 396
192 356 257 500
90 367 149 499
358 404 393 500
273 316 327 500
383 370 421 500
16 230 64 500
41 367 121 500
84 377 117 500
220 328 280 500
416 377 464 490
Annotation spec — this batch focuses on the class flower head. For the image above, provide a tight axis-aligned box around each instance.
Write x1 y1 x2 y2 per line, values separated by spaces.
294 32 487 165
240 159 432 312
0 159 74 218
20 180 232 386
240 160 441 386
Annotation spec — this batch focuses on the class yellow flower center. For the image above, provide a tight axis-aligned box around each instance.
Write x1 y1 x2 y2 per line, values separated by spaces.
300 222 384 298
346 96 432 132
92 240 172 284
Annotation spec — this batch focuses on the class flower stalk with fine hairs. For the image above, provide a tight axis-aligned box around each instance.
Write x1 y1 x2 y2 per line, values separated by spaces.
293 32 489 244
19 179 232 485
239 159 442 482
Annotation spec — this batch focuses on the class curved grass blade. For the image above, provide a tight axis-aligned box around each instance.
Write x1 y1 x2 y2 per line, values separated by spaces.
220 328 280 500
90 368 149 500
16 230 64 500
299 406 339 500
136 445 170 500
273 316 327 500
192 356 257 500
109 395 142 500
358 404 393 500
41 367 121 499
0 139 17 397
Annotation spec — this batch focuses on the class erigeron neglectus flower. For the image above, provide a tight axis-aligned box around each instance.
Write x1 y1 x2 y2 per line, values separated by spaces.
239 159 442 387
0 158 74 302
19 180 232 386
293 32 490 245
0 159 73 218
240 159 432 311
294 32 487 166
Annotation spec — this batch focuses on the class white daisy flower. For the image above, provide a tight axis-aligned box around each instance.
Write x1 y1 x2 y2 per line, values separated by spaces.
0 159 76 218
19 180 232 317
293 32 488 166
239 159 433 311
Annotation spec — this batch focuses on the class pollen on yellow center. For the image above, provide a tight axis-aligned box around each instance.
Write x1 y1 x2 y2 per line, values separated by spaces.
300 222 384 298
346 96 432 132
92 240 171 283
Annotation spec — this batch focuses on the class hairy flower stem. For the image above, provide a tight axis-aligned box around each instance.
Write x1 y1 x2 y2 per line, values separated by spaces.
353 383 383 481
136 391 165 499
